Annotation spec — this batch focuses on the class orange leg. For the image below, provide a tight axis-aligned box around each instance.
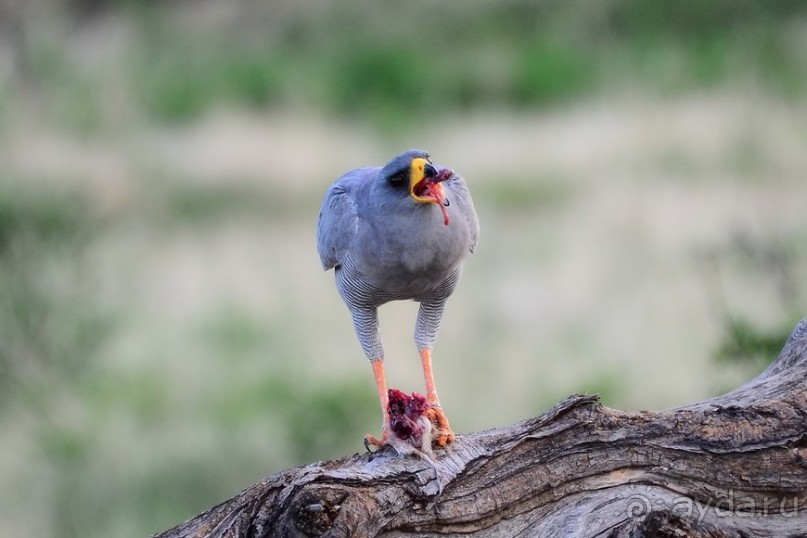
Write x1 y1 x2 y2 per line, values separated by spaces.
364 359 389 449
419 348 455 446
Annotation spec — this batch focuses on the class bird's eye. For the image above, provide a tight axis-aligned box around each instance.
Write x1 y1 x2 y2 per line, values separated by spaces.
388 171 407 185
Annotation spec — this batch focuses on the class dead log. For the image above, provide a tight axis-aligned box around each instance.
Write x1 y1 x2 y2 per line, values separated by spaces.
154 319 807 537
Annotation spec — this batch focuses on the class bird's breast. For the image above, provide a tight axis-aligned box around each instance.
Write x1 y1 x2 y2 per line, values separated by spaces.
351 207 472 299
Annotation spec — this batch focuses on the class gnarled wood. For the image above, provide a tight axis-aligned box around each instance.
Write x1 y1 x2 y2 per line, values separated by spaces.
155 319 807 537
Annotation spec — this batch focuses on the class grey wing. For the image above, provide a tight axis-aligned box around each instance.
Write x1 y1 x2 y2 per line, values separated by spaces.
316 177 360 271
468 199 480 254
449 173 480 253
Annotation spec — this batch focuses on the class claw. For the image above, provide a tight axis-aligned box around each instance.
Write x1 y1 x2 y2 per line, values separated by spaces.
364 428 389 453
426 406 455 447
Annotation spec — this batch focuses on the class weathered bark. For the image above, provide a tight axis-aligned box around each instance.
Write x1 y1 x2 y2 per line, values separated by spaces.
155 319 807 538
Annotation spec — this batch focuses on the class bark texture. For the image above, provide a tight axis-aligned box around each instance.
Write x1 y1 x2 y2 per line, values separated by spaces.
155 319 807 537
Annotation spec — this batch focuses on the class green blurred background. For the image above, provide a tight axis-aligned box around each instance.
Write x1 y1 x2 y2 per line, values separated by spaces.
1 1 806 536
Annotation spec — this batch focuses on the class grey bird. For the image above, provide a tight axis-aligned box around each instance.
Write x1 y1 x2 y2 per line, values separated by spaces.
317 149 479 448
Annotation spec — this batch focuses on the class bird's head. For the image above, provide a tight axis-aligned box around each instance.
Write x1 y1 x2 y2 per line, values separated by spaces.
379 150 453 226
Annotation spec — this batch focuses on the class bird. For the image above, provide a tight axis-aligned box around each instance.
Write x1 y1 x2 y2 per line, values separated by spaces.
317 149 479 449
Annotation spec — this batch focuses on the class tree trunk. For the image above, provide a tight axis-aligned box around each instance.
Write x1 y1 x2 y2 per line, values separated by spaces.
155 319 807 538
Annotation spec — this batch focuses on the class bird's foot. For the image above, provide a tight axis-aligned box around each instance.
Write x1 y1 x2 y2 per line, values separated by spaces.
363 428 390 453
426 405 455 447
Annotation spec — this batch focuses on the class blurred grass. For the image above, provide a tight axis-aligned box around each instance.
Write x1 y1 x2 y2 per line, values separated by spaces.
476 175 573 212
715 317 795 369
0 184 108 403
134 44 286 123
4 0 806 131
711 230 806 372
133 1 807 129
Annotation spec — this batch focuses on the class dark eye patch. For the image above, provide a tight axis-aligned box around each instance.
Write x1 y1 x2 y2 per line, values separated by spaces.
388 170 408 185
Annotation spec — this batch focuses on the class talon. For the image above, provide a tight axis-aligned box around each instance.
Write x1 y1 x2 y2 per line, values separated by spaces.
364 429 389 452
426 406 455 447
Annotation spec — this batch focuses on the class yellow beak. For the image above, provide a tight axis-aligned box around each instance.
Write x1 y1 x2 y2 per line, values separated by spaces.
409 157 443 204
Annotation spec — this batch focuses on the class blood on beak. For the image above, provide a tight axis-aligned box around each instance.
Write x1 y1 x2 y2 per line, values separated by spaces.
409 158 452 226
